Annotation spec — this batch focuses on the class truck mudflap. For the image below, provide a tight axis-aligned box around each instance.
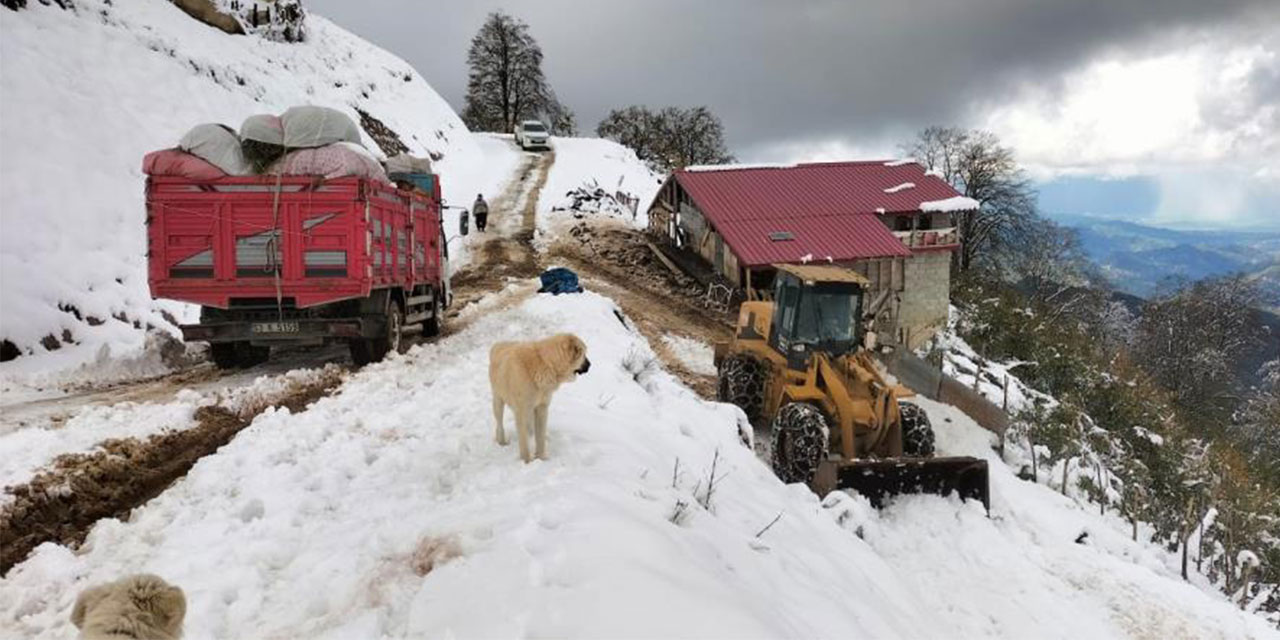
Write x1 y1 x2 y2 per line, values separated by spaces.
180 317 370 344
812 456 991 512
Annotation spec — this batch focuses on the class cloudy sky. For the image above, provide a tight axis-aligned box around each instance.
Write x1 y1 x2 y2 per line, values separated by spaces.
308 0 1279 229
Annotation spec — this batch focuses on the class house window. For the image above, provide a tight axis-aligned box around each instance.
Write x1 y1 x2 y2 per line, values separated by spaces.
768 231 795 241
918 213 933 230
894 216 912 231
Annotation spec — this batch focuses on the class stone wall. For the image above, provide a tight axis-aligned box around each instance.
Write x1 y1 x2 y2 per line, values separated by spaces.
896 250 952 349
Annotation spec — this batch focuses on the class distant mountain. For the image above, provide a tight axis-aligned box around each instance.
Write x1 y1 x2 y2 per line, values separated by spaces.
1051 215 1280 313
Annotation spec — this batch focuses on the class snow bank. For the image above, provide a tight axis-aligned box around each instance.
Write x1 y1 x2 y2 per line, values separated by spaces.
534 136 662 249
0 0 512 375
1 289 933 639
920 195 981 212
848 395 1280 639
883 182 915 194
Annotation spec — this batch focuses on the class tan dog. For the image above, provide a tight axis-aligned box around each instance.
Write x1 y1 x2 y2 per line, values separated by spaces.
490 333 590 462
71 574 186 640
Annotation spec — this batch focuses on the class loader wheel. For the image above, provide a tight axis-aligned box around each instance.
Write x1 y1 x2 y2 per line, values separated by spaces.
717 354 765 422
899 401 935 458
771 403 830 484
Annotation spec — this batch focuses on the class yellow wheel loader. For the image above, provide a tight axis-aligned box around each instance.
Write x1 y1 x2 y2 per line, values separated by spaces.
715 264 990 509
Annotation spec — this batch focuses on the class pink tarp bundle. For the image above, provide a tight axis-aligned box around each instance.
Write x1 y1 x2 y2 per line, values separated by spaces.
269 142 389 183
142 149 227 180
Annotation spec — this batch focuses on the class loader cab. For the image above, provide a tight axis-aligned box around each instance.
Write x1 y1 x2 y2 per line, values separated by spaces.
768 266 865 368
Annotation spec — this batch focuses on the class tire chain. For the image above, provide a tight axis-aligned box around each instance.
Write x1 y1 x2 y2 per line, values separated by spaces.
899 401 936 458
717 355 765 421
770 403 829 484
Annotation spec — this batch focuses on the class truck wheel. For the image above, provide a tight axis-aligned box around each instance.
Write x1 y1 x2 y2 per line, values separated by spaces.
239 344 270 367
348 339 377 367
899 401 935 458
349 303 402 367
423 292 443 338
717 354 764 421
210 343 240 370
771 403 829 484
386 304 407 355
210 343 269 370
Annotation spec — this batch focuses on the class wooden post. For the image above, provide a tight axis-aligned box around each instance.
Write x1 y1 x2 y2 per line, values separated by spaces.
999 375 1009 457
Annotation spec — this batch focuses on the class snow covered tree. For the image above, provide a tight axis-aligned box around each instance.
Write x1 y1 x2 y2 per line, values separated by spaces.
902 127 1037 273
1233 360 1280 486
596 105 733 173
462 11 566 133
1134 275 1263 424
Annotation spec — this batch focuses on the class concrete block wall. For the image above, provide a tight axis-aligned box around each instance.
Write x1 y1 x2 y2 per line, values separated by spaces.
897 250 952 349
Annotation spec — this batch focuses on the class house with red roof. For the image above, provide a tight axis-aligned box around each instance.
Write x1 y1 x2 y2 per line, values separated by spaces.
646 160 977 349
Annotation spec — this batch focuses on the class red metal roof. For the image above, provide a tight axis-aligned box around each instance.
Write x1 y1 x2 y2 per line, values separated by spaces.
673 160 967 266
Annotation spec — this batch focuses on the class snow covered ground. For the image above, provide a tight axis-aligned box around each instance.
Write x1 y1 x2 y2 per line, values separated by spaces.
661 333 718 376
0 0 515 381
533 136 662 250
0 364 342 505
4 286 1275 639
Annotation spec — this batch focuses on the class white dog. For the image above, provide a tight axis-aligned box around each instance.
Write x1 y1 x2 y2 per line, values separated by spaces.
489 333 590 462
71 573 186 640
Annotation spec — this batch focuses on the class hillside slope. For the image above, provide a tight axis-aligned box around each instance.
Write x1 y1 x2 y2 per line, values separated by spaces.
0 0 509 374
4 289 1275 638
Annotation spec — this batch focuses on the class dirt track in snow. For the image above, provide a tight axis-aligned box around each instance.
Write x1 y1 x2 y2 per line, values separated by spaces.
446 150 554 328
546 227 735 399
0 371 342 575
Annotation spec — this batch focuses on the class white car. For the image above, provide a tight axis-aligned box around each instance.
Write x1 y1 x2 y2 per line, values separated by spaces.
514 120 550 150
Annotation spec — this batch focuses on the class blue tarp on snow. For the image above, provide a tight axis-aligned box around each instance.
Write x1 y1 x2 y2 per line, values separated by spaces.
538 267 584 295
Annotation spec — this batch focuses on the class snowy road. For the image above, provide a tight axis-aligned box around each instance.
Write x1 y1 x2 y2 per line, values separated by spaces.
6 288 1274 639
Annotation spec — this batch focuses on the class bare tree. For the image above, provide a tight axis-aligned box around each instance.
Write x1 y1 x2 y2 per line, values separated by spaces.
903 127 1036 272
597 105 733 173
462 12 565 133
1134 274 1264 422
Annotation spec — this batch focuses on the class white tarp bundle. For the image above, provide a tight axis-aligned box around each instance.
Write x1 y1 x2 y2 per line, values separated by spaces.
280 105 361 149
239 114 285 145
271 142 389 183
178 123 251 175
385 153 432 175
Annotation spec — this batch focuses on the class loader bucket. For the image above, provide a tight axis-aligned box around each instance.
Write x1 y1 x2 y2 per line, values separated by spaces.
813 456 990 512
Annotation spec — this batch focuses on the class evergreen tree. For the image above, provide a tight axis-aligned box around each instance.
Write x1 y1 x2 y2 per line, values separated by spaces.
462 12 566 133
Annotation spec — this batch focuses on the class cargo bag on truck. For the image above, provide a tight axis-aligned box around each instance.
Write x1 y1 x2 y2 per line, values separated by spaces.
239 113 286 172
281 105 362 149
142 149 226 180
179 123 251 176
270 142 389 183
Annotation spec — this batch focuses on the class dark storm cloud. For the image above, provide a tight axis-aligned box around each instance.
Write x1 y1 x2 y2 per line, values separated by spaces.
306 0 1278 158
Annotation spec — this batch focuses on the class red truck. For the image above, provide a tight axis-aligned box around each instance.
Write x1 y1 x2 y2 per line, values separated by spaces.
146 174 455 368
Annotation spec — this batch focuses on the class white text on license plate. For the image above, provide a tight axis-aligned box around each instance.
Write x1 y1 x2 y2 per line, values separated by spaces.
252 322 299 334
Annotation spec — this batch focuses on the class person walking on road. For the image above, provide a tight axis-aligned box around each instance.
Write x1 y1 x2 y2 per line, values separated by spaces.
473 194 489 232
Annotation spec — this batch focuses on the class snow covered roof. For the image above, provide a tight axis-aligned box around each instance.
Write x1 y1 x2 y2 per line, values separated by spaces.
671 160 969 266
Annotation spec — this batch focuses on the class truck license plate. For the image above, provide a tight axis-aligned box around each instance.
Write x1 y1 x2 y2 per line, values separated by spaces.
252 321 299 334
